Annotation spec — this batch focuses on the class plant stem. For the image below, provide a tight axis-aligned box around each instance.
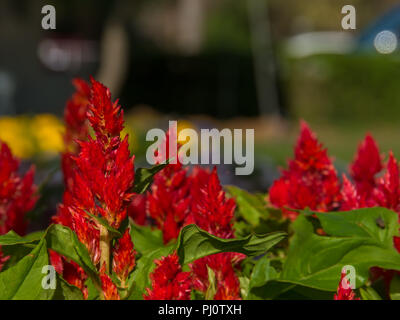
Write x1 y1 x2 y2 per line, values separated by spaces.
99 224 110 273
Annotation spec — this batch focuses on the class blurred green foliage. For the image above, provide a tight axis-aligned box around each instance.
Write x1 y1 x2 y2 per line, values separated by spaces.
204 0 251 54
287 54 400 125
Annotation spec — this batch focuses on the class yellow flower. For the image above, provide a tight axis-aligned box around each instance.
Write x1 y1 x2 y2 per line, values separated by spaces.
30 114 65 154
0 116 35 158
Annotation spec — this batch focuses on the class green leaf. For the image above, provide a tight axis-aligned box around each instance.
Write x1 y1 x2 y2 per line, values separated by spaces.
175 224 286 265
360 287 382 300
127 225 285 300
0 230 42 246
226 185 269 226
248 255 278 290
133 163 168 194
129 220 164 254
279 208 400 291
0 239 54 300
52 275 84 300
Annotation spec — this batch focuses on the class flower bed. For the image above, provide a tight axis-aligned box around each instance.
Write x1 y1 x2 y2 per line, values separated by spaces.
0 77 399 300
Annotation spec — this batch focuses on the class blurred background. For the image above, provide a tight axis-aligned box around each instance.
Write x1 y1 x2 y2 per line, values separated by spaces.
2 0 400 222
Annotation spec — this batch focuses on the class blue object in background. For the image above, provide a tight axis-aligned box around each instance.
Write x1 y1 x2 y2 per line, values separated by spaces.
357 4 400 52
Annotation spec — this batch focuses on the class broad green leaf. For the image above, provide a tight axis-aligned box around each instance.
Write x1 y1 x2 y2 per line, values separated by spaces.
133 163 168 194
279 208 400 291
52 275 84 300
226 185 269 226
175 224 286 265
129 220 164 254
0 230 42 246
0 239 54 300
360 287 382 300
128 225 284 300
248 255 278 290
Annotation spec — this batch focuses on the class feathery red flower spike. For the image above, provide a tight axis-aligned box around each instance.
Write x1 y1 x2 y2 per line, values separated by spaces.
0 141 37 271
52 77 136 300
269 121 340 220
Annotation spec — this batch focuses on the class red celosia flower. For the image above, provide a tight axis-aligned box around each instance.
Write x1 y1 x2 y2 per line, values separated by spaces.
86 78 124 143
112 229 136 285
269 121 340 220
334 271 359 300
147 163 191 244
190 167 236 239
372 152 400 259
349 134 383 200
100 264 120 300
340 174 361 211
0 141 37 236
189 167 244 300
70 208 100 265
144 252 192 300
0 141 37 272
127 194 147 226
65 77 135 233
146 129 191 244
191 253 242 300
51 77 136 299
373 152 400 213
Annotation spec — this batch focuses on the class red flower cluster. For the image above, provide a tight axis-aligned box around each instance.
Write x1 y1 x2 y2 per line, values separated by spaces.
112 229 136 286
0 142 37 235
268 121 400 297
147 162 191 244
334 271 359 300
269 121 341 220
0 141 37 271
144 166 243 300
144 253 192 300
349 134 382 201
188 167 236 238
52 78 136 299
189 168 243 300
190 252 242 300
